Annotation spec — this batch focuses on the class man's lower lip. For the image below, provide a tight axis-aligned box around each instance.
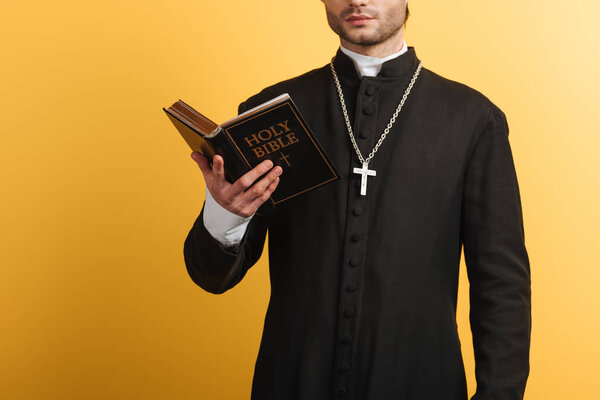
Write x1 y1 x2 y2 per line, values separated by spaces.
346 18 373 26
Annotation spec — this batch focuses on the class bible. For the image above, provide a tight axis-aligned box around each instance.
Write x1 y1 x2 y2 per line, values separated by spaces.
163 94 340 205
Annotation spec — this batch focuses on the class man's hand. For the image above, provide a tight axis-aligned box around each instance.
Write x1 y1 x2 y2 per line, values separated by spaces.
191 152 282 218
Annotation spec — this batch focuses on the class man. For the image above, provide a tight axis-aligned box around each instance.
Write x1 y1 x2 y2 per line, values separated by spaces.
184 1 532 399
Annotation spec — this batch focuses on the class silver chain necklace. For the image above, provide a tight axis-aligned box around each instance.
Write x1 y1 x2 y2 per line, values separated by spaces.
329 56 423 195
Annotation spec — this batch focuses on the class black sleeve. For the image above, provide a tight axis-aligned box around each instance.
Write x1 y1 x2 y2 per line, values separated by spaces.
461 106 532 400
182 100 269 294
183 205 268 294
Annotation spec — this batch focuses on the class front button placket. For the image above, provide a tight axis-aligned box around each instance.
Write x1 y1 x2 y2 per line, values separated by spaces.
332 77 378 399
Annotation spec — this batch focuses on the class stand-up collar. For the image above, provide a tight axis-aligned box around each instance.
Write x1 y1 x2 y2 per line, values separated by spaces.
332 46 421 81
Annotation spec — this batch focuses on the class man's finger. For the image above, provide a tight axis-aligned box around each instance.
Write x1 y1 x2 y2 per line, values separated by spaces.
212 155 226 181
231 159 275 195
243 166 283 202
246 177 280 213
191 152 212 180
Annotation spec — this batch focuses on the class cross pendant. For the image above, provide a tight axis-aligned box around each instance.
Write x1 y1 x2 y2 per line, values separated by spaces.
353 162 376 196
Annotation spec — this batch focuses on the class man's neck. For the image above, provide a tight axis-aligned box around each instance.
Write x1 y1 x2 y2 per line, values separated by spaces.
339 39 408 77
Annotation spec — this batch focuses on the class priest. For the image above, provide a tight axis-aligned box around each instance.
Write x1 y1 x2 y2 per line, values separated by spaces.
184 1 532 399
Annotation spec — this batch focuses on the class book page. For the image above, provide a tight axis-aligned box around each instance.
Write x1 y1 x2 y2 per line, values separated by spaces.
221 93 290 128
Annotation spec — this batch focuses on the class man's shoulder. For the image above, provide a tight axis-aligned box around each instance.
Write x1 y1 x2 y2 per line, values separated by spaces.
238 64 331 111
238 62 506 122
422 67 505 119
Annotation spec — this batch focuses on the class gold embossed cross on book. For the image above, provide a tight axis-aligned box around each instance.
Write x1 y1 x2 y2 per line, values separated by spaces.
163 94 340 206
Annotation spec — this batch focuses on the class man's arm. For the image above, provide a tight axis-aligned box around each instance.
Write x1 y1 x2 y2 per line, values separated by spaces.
183 202 267 294
183 101 280 294
461 106 532 400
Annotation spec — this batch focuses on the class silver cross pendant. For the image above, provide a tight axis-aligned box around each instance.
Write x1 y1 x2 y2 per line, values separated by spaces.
353 162 376 196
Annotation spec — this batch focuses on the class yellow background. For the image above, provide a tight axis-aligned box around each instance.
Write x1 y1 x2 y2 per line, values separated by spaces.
1 1 599 399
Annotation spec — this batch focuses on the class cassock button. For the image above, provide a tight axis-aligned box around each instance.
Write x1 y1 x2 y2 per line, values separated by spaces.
344 308 355 317
351 232 362 242
359 130 370 139
363 104 374 115
336 388 348 397
341 334 352 344
349 257 359 267
352 207 363 216
366 86 376 96
340 362 351 372
346 283 358 292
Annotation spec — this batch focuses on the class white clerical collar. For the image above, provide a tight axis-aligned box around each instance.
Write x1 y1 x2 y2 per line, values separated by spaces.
339 39 408 77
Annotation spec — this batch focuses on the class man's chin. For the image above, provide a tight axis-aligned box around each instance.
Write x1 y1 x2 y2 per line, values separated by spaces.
342 34 382 48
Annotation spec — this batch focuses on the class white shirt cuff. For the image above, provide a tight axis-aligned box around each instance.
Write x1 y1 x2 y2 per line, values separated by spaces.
202 186 254 246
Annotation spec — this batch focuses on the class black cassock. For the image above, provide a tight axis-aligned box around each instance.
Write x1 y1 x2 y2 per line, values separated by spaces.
184 47 531 400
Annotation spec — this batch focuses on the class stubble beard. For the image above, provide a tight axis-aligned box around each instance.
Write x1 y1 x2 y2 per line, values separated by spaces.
326 5 406 48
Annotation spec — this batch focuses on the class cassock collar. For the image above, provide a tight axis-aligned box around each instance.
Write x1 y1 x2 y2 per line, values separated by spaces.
333 46 421 81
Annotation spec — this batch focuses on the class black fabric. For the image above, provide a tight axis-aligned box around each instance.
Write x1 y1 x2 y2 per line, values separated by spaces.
183 47 531 400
